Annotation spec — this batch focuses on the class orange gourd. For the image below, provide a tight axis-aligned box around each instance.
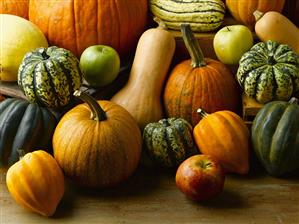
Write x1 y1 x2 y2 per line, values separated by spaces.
0 0 29 19
226 0 285 28
53 91 142 188
6 150 64 217
193 109 250 174
28 0 148 57
163 24 240 127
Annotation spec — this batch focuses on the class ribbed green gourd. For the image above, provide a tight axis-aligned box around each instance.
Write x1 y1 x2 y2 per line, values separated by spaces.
149 0 225 32
251 98 299 176
237 40 299 104
0 98 56 167
18 46 82 108
143 118 197 168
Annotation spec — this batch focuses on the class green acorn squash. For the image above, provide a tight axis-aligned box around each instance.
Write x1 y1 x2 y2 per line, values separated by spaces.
0 98 56 167
251 98 299 176
18 46 82 108
143 118 197 168
237 40 299 104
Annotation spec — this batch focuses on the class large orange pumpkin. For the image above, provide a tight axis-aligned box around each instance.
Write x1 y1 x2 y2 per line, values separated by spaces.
226 0 286 28
163 24 240 127
28 0 148 57
53 91 142 188
0 0 29 19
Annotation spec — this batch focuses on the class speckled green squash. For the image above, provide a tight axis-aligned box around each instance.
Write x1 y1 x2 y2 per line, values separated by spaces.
251 98 299 176
18 46 82 108
143 118 198 168
237 40 299 104
0 98 56 167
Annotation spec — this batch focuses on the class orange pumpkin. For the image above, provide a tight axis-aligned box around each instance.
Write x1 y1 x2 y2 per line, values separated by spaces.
163 24 240 127
193 109 250 175
6 150 64 217
53 91 142 188
226 0 286 28
0 0 29 19
28 0 148 57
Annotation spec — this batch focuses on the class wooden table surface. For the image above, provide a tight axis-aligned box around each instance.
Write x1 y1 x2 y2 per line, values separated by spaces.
1 163 299 224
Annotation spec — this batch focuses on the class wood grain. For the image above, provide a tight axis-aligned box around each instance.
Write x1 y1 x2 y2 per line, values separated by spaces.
1 166 299 224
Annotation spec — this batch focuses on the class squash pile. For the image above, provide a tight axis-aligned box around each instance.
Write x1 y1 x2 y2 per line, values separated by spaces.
1 0 299 216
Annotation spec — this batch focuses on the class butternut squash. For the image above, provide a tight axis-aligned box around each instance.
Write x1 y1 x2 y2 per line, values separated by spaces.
111 22 176 130
254 11 299 54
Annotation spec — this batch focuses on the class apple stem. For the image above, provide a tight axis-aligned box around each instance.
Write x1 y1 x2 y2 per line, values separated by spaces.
197 108 209 118
226 27 231 32
74 90 107 121
181 24 206 68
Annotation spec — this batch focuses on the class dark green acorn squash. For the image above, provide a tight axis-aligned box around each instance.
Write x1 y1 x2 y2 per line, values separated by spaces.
237 40 299 104
18 46 82 108
251 98 299 176
143 118 197 168
0 98 56 167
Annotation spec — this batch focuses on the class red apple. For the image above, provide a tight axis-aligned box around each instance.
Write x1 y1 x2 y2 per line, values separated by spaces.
175 154 225 201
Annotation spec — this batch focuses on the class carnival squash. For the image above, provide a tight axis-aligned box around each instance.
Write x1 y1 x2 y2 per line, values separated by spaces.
143 118 197 168
164 24 240 127
0 0 29 19
251 98 299 176
111 22 176 130
237 40 299 104
254 11 299 54
28 0 147 57
193 109 250 174
18 46 82 108
6 150 64 216
226 0 285 28
149 0 225 32
0 98 56 167
53 91 142 188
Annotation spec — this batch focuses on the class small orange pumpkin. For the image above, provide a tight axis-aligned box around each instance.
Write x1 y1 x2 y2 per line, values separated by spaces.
6 150 64 217
193 109 250 174
163 24 240 127
0 0 29 19
53 91 142 188
226 0 286 28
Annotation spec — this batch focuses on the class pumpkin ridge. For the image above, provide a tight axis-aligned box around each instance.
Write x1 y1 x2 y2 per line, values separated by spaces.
180 65 193 122
0 100 27 166
191 68 199 125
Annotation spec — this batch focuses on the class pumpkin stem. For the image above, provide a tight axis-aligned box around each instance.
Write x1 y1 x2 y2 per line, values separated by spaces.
253 10 264 22
289 97 298 105
17 149 26 160
181 24 206 68
153 17 168 30
73 90 106 121
197 108 209 118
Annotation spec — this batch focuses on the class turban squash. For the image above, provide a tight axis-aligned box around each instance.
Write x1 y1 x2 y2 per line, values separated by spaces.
28 0 148 57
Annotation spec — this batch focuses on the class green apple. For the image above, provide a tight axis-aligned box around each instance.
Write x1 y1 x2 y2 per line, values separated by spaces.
80 45 120 87
213 25 254 65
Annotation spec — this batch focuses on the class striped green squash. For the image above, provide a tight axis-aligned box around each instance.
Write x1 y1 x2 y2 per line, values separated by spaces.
143 118 197 168
150 0 225 32
237 40 299 104
251 98 299 176
18 46 82 108
0 98 56 167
